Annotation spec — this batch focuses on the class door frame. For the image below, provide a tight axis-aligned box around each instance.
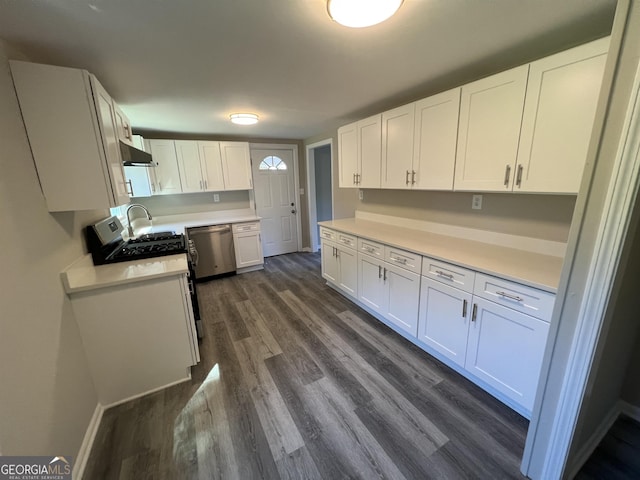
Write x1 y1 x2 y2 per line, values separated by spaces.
306 138 334 252
250 143 302 253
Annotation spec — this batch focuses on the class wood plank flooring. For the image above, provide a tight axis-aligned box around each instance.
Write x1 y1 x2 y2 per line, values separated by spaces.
83 252 528 479
576 415 640 479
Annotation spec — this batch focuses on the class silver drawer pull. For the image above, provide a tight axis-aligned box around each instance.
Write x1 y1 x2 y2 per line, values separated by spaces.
340 238 350 244
496 291 523 302
393 256 408 264
435 270 454 279
364 246 375 253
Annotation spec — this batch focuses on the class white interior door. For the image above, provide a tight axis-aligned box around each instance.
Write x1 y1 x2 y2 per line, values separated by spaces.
251 147 299 257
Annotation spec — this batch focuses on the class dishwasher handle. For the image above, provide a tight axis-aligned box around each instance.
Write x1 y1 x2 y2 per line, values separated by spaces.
188 224 232 235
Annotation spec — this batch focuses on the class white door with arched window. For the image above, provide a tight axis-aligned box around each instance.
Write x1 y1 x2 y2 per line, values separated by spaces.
251 146 299 257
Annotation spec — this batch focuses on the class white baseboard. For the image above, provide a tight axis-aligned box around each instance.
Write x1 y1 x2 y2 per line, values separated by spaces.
355 211 566 257
620 400 640 422
301 247 313 253
73 402 104 480
567 400 623 479
101 375 191 410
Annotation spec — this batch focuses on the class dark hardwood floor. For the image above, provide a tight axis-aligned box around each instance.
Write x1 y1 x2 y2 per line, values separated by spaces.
576 415 640 480
83 252 528 479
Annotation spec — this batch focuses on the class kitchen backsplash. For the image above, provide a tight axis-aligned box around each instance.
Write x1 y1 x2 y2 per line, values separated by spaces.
133 191 251 217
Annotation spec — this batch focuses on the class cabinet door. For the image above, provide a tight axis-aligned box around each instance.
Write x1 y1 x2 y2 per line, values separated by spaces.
358 253 387 315
381 103 416 189
383 262 420 337
175 140 203 193
516 38 608 194
454 65 529 192
337 245 357 297
234 232 264 268
338 122 358 188
357 114 382 188
113 102 133 146
413 88 461 190
123 166 153 197
198 141 225 191
321 239 339 284
418 277 472 367
91 76 131 206
220 142 252 190
147 139 182 195
465 297 550 412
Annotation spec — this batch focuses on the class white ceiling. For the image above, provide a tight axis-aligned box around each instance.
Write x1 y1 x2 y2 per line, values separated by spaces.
0 0 616 140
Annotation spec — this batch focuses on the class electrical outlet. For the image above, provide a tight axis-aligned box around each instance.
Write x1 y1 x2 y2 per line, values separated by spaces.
359 190 364 200
472 194 482 210
213 193 220 203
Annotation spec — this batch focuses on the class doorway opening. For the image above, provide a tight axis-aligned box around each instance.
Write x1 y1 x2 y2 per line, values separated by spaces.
307 139 334 252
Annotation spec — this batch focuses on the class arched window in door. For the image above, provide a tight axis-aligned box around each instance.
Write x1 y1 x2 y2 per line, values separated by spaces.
259 155 287 171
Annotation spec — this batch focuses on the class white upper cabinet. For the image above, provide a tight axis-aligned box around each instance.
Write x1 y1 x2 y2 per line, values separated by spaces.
198 141 225 192
338 116 381 188
124 166 153 197
413 88 461 190
381 103 415 189
338 122 359 188
10 61 132 211
454 65 529 192
358 115 382 188
113 102 134 146
147 139 183 195
219 142 253 190
175 140 203 193
515 38 609 194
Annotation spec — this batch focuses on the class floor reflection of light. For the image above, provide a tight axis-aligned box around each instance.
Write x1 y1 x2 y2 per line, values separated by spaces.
173 363 222 462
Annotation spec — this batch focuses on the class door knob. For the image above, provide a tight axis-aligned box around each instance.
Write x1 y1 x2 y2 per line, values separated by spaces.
291 209 297 214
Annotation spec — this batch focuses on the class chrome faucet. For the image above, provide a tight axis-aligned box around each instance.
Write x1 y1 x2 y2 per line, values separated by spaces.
126 204 152 238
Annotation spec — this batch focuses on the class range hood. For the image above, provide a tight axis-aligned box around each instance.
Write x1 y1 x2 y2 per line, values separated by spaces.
119 141 154 166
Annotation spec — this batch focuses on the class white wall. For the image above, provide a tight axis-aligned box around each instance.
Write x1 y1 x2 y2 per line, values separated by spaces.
0 40 99 459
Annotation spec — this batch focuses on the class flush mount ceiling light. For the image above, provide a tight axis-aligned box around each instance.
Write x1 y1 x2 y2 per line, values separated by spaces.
230 113 259 125
327 0 403 28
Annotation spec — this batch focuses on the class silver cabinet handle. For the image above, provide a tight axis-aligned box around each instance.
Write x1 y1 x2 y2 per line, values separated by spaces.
158 181 163 192
393 256 408 265
378 265 382 279
435 270 454 279
365 246 374 253
199 180 203 190
340 238 350 244
405 170 410 185
353 173 357 185
516 164 523 187
472 303 478 322
126 179 134 196
411 170 416 185
383 267 387 281
504 164 511 187
462 299 467 318
496 291 524 302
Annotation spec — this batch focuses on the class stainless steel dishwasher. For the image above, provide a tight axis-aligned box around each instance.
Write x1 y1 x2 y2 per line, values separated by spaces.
187 224 236 279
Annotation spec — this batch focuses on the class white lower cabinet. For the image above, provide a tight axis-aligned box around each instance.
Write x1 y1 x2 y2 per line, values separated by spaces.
418 277 472 368
357 250 421 337
321 225 554 416
465 297 550 411
69 274 199 406
232 222 264 271
322 238 357 297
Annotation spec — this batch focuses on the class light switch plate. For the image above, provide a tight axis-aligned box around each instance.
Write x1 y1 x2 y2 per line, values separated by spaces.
213 193 220 202
299 188 305 195
472 194 482 210
359 190 364 200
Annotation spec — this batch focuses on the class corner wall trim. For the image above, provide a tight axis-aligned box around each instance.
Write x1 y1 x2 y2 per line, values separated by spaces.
567 400 622 479
621 400 640 423
73 402 104 480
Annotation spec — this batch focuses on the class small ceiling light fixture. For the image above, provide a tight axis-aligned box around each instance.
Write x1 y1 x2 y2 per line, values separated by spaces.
230 113 259 125
327 0 403 28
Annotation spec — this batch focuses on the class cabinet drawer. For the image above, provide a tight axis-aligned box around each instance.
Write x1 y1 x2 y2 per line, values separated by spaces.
422 257 475 293
384 246 422 274
319 227 336 241
336 232 357 250
473 273 555 321
233 222 260 233
358 238 384 258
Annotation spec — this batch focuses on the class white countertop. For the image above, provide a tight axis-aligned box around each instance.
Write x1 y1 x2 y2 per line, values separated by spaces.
61 254 189 294
319 218 563 293
130 209 260 236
